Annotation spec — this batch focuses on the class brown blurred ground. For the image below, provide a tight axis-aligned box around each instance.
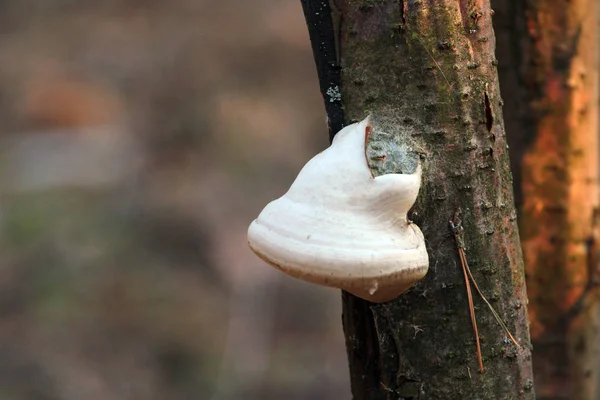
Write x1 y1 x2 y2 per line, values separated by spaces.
0 1 350 399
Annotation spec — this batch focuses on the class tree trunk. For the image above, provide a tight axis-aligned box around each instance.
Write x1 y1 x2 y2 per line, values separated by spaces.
301 0 534 398
494 0 600 399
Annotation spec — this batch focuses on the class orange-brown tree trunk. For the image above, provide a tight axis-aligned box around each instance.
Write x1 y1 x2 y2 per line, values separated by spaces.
495 1 600 399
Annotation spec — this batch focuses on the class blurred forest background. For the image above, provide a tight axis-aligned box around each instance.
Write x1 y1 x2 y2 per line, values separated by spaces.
0 1 351 399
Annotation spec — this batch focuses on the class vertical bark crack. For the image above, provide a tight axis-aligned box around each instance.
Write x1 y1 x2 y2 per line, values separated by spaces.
400 0 406 26
484 91 494 133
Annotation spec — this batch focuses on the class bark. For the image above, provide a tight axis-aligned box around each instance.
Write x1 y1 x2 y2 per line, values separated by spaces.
494 1 600 399
301 0 534 399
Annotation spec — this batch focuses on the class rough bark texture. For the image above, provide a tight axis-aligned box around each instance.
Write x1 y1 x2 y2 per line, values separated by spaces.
494 1 600 399
301 0 534 399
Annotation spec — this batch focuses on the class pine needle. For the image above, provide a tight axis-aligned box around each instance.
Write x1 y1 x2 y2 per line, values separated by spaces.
450 208 521 374
404 24 451 88
458 246 484 372
463 258 521 348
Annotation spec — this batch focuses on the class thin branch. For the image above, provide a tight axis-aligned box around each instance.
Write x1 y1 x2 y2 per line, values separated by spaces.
300 0 345 140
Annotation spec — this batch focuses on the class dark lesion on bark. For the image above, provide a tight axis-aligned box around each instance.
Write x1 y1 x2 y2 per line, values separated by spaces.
484 91 494 134
399 0 407 26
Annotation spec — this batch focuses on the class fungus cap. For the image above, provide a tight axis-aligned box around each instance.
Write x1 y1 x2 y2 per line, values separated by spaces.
247 116 428 302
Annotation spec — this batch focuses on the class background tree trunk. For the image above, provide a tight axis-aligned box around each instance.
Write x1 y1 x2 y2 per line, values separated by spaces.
494 0 600 399
301 0 534 398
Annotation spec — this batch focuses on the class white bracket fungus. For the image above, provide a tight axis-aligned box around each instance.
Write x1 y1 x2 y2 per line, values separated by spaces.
247 116 429 303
